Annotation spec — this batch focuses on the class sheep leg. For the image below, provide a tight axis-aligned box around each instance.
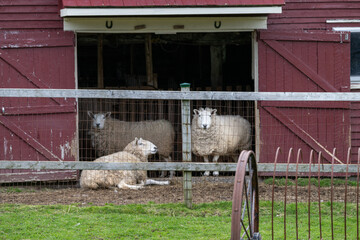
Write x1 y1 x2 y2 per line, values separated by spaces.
212 155 220 176
160 156 175 178
145 179 170 186
117 180 144 190
203 156 210 176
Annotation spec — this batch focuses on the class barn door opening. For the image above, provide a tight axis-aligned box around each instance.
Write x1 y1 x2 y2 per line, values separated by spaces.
258 31 351 165
76 32 255 166
77 32 253 90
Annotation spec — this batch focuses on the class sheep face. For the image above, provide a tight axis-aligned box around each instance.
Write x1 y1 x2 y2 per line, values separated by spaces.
88 111 111 129
127 137 158 157
194 108 217 130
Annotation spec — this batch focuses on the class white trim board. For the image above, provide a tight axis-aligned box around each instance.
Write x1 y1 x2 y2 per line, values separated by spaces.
332 27 360 32
60 7 282 17
63 16 268 33
327 19 360 24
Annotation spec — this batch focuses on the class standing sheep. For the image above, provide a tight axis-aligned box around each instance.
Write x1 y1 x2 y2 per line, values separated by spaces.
87 111 175 177
191 107 252 176
80 137 170 189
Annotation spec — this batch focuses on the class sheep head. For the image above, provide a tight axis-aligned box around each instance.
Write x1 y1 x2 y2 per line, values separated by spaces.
124 137 158 158
88 111 111 130
193 107 217 130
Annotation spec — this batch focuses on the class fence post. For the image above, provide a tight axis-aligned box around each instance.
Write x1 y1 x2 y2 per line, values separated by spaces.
180 83 192 209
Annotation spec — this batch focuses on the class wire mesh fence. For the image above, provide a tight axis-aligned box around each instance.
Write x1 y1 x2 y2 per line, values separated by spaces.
0 89 360 239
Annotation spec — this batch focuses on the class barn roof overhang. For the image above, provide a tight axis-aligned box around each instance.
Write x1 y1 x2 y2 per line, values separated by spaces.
60 6 282 18
59 0 283 33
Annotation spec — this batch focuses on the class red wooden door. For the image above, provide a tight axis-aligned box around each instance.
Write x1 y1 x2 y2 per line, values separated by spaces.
258 31 351 164
0 31 77 182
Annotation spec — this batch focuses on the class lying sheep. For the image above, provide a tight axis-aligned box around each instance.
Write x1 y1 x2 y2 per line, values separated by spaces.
87 111 175 177
191 107 252 176
80 137 170 189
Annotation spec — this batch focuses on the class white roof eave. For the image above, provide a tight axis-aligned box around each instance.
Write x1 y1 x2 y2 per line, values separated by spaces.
60 6 282 17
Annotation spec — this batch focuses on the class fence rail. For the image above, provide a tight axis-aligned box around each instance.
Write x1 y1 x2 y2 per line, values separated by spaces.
1 161 359 173
0 88 359 101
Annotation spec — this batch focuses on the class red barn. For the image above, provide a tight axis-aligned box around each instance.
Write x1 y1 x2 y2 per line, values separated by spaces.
0 0 359 181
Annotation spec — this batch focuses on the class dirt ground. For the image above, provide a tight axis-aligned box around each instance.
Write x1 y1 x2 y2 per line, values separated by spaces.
0 177 358 206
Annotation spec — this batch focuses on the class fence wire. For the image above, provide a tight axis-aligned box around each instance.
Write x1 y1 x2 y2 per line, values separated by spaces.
0 90 359 239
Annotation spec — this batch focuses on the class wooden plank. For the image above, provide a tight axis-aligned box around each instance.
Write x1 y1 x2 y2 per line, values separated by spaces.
0 49 68 106
0 21 62 29
283 2 360 10
2 89 360 101
263 106 344 164
2 161 360 173
2 105 76 115
0 170 77 183
0 38 73 49
0 13 60 21
0 6 59 13
145 34 155 88
0 115 63 162
260 31 347 42
269 9 360 19
263 40 339 92
0 161 238 171
0 0 58 6
97 34 104 89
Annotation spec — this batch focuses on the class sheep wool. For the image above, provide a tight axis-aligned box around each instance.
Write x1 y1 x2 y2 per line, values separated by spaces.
87 112 175 162
191 107 252 157
80 138 156 189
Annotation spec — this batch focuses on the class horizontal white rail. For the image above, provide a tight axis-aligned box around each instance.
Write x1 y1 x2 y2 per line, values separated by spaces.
0 161 359 173
0 88 359 101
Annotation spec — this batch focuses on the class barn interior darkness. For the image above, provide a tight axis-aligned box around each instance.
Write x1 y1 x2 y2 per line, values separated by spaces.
77 32 255 169
77 32 253 90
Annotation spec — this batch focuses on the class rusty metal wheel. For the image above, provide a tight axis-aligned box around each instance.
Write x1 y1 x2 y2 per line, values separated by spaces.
231 150 260 240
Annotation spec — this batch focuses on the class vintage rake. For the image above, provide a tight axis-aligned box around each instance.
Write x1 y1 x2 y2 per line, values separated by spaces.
230 148 360 240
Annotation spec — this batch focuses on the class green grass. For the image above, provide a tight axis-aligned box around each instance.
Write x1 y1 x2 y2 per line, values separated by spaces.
0 202 232 240
0 200 358 240
260 201 359 240
263 177 358 187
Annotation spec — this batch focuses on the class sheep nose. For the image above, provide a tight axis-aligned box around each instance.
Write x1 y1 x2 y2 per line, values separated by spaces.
202 124 208 129
154 147 158 151
96 123 100 128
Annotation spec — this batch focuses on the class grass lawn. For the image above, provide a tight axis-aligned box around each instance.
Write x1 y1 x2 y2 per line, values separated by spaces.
0 200 358 240
0 202 232 240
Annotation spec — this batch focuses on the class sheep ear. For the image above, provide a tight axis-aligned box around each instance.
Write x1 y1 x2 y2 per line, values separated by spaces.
105 112 111 118
211 109 217 115
87 111 94 119
193 109 199 115
134 137 139 145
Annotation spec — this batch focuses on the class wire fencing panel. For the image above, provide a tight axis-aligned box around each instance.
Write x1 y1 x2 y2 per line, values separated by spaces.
1 89 360 239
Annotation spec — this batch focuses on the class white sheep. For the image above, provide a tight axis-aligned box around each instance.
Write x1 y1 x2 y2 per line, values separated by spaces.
80 137 170 189
87 111 175 177
191 107 252 176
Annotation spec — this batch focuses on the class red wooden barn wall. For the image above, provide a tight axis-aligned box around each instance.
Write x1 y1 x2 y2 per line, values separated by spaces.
259 0 360 164
0 0 77 182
